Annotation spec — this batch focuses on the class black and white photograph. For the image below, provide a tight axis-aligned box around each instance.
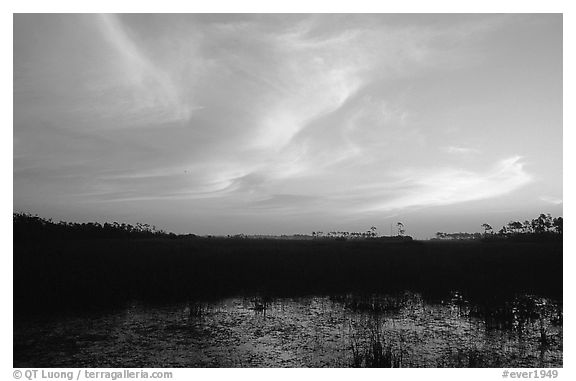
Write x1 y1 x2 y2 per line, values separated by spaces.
11 7 566 372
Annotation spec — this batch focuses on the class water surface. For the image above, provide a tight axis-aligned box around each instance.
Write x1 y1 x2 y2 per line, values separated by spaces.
14 293 562 367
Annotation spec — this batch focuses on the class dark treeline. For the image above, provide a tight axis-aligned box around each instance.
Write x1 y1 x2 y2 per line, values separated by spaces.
13 212 184 242
434 213 562 241
13 213 411 242
14 213 562 318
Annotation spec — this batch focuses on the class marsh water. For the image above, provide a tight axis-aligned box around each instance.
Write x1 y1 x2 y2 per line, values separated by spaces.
14 292 562 367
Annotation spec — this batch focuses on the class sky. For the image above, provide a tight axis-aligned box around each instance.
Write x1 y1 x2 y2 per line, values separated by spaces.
13 14 562 238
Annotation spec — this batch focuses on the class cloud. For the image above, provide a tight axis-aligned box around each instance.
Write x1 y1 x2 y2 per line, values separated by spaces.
444 146 480 155
14 14 558 236
84 14 452 198
94 14 201 125
363 156 533 212
539 196 563 205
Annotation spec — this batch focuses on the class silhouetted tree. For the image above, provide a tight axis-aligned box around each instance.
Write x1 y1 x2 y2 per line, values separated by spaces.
481 223 493 235
522 220 533 234
370 226 377 238
397 222 405 236
553 217 563 234
507 221 523 234
532 214 553 233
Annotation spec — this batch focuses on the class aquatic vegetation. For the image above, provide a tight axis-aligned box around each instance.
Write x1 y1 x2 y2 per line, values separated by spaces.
13 294 562 367
332 294 407 314
348 315 403 367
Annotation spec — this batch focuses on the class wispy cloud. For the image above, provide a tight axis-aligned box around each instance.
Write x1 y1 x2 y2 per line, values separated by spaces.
539 196 563 205
13 14 561 235
95 14 199 125
62 16 533 210
444 146 480 155
363 156 533 212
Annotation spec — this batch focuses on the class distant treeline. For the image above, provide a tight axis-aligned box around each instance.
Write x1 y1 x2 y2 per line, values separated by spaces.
13 212 184 241
434 214 563 241
311 223 408 240
14 213 413 242
13 212 562 243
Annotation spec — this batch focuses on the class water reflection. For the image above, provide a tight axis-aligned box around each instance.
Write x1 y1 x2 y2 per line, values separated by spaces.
14 293 562 367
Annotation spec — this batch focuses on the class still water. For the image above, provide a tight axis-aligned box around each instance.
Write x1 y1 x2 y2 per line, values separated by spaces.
14 293 562 367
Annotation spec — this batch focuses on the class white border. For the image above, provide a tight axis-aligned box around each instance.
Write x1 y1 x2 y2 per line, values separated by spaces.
4 2 573 380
